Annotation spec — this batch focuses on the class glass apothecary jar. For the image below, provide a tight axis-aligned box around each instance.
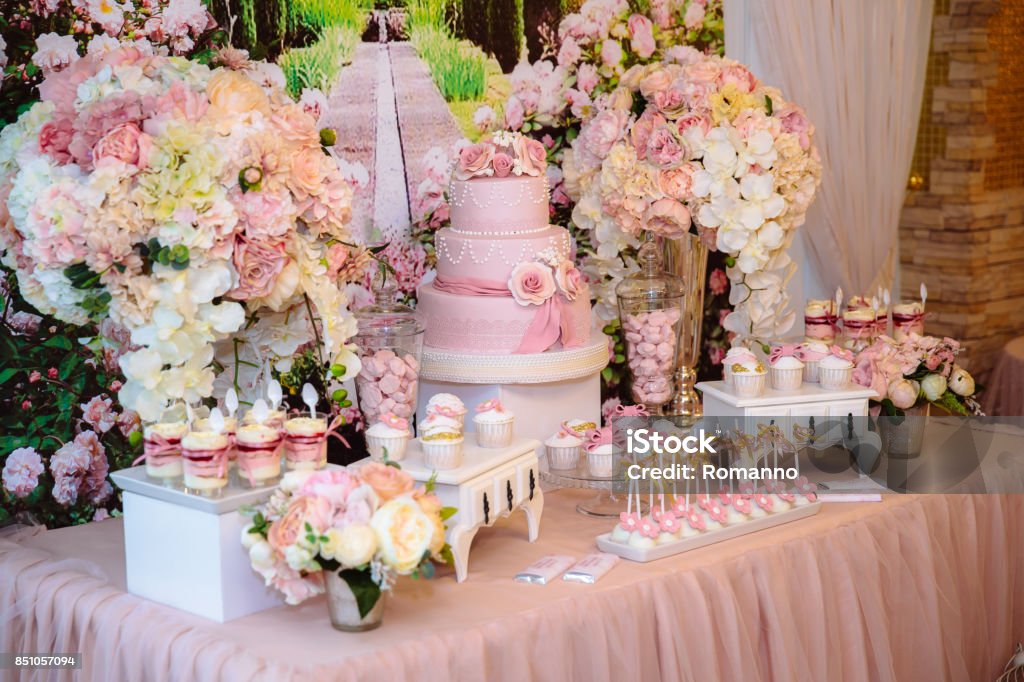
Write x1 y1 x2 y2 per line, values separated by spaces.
615 240 686 414
353 275 425 427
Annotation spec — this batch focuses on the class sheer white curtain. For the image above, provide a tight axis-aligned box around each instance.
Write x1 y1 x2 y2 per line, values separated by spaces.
725 0 933 299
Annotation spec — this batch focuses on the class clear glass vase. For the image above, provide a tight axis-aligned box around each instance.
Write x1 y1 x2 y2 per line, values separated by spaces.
659 233 708 423
879 403 930 459
615 240 686 415
324 571 385 632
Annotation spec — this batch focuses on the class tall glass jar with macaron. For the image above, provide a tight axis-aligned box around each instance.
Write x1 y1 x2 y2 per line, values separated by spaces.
615 240 686 415
353 274 425 433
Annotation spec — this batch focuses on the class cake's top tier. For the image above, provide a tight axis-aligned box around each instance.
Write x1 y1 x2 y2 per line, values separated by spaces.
449 132 550 233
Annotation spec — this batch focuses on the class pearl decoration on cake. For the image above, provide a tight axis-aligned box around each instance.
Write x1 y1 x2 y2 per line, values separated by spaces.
448 176 551 210
437 232 570 268
449 226 551 237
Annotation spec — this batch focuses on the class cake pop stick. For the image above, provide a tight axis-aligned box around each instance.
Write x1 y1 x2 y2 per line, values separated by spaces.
301 383 318 419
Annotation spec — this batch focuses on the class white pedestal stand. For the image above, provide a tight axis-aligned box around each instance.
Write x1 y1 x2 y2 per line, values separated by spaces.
109 467 304 622
354 439 543 582
416 333 609 445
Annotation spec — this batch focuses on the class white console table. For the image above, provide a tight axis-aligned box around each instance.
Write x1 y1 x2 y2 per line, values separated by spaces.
354 438 544 583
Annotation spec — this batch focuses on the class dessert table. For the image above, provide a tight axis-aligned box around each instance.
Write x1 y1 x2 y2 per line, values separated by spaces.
2 491 1022 682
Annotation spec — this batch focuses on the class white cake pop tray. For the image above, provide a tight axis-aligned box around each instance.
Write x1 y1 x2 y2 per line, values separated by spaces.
596 501 822 562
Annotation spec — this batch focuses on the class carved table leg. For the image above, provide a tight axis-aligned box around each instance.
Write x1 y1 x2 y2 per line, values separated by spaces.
448 524 480 583
522 487 544 543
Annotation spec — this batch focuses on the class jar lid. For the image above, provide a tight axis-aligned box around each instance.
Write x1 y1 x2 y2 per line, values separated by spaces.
354 272 425 338
614 240 686 301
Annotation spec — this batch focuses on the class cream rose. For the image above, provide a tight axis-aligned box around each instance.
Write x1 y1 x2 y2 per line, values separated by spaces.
321 523 377 567
371 497 435 574
206 70 270 121
948 367 975 397
508 261 556 306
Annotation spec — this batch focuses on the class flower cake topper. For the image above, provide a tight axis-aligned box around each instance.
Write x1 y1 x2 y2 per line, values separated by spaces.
379 412 409 432
454 131 548 181
475 399 505 413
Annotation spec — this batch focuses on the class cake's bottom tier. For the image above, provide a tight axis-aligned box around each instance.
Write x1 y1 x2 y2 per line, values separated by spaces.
417 282 592 354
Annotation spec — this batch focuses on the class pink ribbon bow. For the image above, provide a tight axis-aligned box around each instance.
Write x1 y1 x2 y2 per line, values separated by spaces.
613 404 648 417
476 399 504 413
769 344 804 363
379 412 409 431
583 426 613 453
132 431 180 467
829 346 854 363
432 405 465 419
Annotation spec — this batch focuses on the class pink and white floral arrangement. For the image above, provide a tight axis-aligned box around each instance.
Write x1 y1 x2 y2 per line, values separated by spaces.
0 45 369 421
852 334 982 416
564 54 822 338
242 464 453 611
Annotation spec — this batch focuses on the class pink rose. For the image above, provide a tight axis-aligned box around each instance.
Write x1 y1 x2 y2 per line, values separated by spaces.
577 63 599 95
653 88 687 119
2 447 44 499
644 198 691 238
684 2 706 30
709 346 726 366
492 152 514 178
297 469 360 508
630 110 666 160
677 113 712 138
513 137 548 177
776 103 813 150
657 165 695 200
600 39 623 69
554 261 583 301
578 109 629 164
628 14 656 59
455 142 495 180
80 395 116 433
93 122 145 166
647 126 686 168
709 268 728 295
268 496 332 552
39 117 74 164
719 64 757 94
557 36 582 67
229 236 289 300
508 261 556 306
504 95 526 130
360 462 414 501
325 243 350 279
639 69 673 100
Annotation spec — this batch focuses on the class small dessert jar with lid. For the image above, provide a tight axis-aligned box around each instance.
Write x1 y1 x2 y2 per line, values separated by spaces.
283 416 328 471
891 301 925 341
181 431 231 496
143 422 187 486
235 423 283 487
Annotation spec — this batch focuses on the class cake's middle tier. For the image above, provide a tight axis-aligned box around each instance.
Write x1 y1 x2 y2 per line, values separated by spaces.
435 225 572 283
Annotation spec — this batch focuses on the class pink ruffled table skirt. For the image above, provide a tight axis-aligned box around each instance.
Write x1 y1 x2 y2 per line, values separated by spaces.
1 491 1022 682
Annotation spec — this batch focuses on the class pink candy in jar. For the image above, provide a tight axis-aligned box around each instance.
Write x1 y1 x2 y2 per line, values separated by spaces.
622 308 681 406
357 349 419 424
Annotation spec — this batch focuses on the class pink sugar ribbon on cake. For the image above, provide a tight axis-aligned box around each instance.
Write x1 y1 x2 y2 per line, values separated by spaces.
583 426 613 453
433 275 568 354
476 399 503 413
613 404 648 417
132 432 180 467
769 344 805 363
829 346 854 363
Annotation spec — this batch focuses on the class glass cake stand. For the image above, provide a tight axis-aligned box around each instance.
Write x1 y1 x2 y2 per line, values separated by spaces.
539 456 647 518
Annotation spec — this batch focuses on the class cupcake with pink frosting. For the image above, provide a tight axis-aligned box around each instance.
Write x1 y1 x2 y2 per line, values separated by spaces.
722 346 759 386
819 347 855 390
366 412 412 462
472 399 515 448
797 340 830 383
768 344 805 392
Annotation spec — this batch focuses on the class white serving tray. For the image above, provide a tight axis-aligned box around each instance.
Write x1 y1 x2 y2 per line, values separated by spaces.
595 501 822 562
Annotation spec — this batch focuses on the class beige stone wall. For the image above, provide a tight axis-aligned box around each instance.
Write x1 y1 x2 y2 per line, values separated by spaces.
900 0 1024 381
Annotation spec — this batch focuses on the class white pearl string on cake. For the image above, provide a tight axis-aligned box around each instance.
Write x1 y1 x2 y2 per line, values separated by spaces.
436 234 570 268
449 225 551 237
447 176 551 210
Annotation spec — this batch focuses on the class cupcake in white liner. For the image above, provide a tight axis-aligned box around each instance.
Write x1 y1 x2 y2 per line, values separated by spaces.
722 346 758 386
472 399 514 448
769 353 805 392
798 341 830 383
730 359 767 398
583 426 615 478
419 424 464 470
365 412 412 462
545 428 584 470
425 393 467 427
819 349 855 390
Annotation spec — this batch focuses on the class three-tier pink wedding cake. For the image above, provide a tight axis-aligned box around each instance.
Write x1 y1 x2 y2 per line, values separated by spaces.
417 132 592 354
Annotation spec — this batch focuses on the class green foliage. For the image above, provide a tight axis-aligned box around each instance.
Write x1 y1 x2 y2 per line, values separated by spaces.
278 26 360 98
292 0 372 32
240 0 259 52
485 0 523 71
337 568 382 618
409 26 487 102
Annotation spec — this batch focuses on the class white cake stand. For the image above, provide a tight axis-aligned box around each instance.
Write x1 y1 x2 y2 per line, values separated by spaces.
539 455 646 518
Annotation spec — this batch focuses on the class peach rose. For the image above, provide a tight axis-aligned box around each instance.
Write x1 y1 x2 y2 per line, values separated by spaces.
554 261 583 301
657 166 696 201
205 69 270 121
414 489 446 556
287 146 328 199
512 136 547 177
267 495 332 552
508 261 556 306
360 462 414 501
273 104 320 147
39 117 74 164
455 142 495 180
639 68 673 100
230 236 289 300
94 122 145 166
644 198 691 238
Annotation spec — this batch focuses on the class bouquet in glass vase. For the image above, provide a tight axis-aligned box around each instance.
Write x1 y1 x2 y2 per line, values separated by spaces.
243 464 453 631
